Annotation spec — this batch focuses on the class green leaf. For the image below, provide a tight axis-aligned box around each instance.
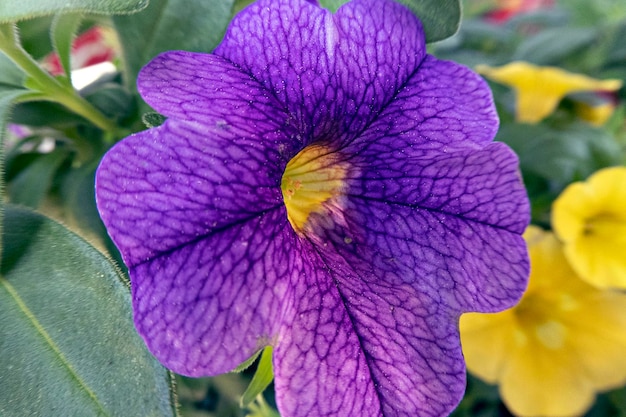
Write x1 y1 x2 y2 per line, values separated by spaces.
0 87 30 254
0 205 178 417
505 8 568 29
0 90 28 134
559 0 626 26
318 0 461 43
398 0 461 43
113 0 234 91
606 21 626 67
0 0 148 23
84 82 135 121
0 23 118 132
317 0 346 11
246 395 281 417
7 147 71 208
232 0 255 15
512 27 598 66
240 346 274 408
16 16 55 59
430 19 516 68
608 385 626 412
59 161 126 268
50 13 83 81
9 100 89 127
497 120 623 223
498 122 623 186
496 121 625 225
0 50 25 86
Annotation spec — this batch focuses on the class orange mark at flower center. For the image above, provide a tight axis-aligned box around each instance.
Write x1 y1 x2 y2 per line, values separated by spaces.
281 144 349 233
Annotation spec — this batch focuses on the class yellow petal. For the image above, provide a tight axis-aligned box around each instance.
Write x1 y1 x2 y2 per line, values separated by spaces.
460 310 517 383
564 292 626 390
461 226 626 416
476 62 623 123
500 337 595 417
553 167 626 289
576 101 617 126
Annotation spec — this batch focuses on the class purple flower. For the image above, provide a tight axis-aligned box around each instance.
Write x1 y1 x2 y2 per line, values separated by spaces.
95 0 530 416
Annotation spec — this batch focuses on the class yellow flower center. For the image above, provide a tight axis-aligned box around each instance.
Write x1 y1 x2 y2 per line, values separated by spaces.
514 292 572 350
583 212 626 241
534 320 566 350
281 144 349 233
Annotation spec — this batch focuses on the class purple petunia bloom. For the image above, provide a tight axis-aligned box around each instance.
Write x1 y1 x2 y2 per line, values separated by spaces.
95 0 530 416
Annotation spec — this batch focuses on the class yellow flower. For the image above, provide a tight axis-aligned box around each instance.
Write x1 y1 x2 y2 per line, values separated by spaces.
476 61 622 123
552 167 626 289
575 100 616 126
461 226 626 417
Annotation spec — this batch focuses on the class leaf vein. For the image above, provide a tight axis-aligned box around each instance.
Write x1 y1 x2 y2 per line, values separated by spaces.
0 276 110 417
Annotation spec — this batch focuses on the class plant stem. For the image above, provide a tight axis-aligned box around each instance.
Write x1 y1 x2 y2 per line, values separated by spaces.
0 23 117 133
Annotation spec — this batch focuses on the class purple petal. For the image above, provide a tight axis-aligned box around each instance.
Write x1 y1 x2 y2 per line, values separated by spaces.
95 118 287 267
301 200 527 414
273 241 381 417
214 0 426 140
137 51 301 148
95 0 531 415
95 116 304 374
352 56 499 158
328 201 529 312
327 257 466 417
348 142 529 234
273 235 470 417
315 143 530 314
132 208 295 375
289 141 529 414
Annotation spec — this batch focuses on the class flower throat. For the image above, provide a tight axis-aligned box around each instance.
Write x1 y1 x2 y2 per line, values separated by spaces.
281 144 349 233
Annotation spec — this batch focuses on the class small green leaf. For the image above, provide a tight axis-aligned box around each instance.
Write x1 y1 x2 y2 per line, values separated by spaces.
240 346 274 408
113 0 234 91
0 205 178 417
232 348 263 373
246 395 281 417
50 13 83 82
318 0 461 43
142 111 166 128
0 0 148 23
